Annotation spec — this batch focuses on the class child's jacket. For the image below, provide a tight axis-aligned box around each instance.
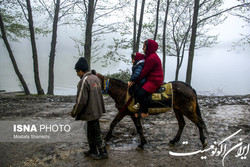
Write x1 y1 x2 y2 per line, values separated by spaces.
130 53 146 85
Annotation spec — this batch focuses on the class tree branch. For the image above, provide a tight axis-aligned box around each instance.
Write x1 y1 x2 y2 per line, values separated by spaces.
198 3 250 25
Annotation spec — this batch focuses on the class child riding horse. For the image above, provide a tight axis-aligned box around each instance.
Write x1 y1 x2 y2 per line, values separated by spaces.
93 71 208 150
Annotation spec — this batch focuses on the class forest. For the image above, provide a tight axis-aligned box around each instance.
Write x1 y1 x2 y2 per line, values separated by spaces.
0 0 249 95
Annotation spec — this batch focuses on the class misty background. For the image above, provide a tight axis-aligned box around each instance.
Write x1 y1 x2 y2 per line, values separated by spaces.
0 0 249 96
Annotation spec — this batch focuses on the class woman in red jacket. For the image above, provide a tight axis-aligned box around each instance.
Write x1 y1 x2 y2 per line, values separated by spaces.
128 39 164 118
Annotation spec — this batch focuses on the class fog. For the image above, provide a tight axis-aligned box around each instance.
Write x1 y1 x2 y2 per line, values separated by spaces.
0 4 249 96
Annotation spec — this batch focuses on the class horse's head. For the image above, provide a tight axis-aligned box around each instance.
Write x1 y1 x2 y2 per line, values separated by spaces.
91 70 128 106
91 70 106 92
92 69 127 90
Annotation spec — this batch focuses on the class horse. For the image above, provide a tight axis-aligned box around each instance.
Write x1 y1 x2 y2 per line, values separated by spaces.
92 71 208 150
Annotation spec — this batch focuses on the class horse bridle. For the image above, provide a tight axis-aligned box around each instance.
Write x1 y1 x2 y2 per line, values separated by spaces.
103 77 110 94
101 76 129 110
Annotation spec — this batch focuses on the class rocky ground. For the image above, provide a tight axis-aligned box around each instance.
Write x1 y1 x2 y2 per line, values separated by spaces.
0 92 249 167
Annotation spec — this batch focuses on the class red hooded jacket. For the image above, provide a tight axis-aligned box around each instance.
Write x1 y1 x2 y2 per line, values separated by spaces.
137 39 164 93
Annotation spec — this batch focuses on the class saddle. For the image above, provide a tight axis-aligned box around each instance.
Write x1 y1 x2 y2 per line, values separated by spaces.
126 83 173 115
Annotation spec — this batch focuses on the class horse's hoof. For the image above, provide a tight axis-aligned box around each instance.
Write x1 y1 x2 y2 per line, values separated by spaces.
136 144 144 151
142 139 147 145
202 140 208 150
168 140 176 146
104 135 111 142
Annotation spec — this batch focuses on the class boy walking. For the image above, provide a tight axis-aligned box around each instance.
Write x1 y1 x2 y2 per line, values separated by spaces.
71 57 108 160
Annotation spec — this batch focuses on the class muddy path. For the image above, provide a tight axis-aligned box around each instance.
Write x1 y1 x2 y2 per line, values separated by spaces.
0 93 249 167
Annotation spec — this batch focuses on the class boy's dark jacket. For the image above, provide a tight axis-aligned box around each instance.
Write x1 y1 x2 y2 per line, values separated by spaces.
130 53 146 85
71 72 105 121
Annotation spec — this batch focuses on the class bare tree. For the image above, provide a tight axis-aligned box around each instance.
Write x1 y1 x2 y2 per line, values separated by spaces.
25 0 45 95
73 0 130 67
47 0 60 95
185 0 199 84
153 0 160 41
38 0 80 95
84 0 97 69
185 0 250 84
134 0 146 52
0 12 30 95
162 0 171 78
167 0 192 81
132 0 138 53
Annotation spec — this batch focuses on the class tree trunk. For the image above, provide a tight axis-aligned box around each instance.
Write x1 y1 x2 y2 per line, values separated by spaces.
84 0 96 70
135 0 146 52
176 36 187 81
0 12 30 95
47 0 60 95
132 0 138 53
174 26 190 81
186 0 199 85
162 0 170 79
153 0 160 41
175 50 180 81
26 0 44 95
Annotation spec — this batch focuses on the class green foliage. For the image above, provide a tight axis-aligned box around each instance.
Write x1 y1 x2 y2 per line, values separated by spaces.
107 69 131 83
0 9 29 41
0 2 50 42
71 0 132 68
97 38 131 67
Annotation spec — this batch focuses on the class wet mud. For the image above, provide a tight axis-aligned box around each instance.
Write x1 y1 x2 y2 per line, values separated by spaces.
0 93 249 167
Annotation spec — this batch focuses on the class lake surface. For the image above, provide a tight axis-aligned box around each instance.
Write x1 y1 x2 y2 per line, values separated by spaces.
0 15 249 96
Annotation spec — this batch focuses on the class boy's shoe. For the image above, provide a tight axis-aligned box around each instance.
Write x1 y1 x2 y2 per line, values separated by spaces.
92 146 109 160
133 103 140 110
84 144 98 156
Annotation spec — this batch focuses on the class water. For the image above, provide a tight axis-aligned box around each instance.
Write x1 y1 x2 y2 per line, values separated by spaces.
0 49 249 96
0 14 249 96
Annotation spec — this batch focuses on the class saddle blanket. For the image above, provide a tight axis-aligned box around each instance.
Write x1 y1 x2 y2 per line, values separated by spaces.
126 83 173 115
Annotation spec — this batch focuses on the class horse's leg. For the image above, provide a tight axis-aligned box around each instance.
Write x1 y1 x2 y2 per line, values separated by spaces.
184 109 207 149
197 122 207 149
190 117 207 149
195 103 208 149
169 108 186 145
104 110 127 141
130 113 147 150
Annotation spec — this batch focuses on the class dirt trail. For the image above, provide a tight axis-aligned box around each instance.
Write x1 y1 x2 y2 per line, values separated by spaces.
0 93 249 167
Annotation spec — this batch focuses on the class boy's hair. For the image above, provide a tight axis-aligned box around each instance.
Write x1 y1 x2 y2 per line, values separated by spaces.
75 57 89 72
131 53 136 60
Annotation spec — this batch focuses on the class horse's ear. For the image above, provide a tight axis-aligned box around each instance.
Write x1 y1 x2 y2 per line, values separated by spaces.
91 70 97 75
96 73 104 80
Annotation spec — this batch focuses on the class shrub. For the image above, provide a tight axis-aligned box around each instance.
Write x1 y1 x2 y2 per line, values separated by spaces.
107 69 131 82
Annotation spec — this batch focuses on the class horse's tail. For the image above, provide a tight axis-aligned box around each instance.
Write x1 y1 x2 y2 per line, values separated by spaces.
194 89 209 135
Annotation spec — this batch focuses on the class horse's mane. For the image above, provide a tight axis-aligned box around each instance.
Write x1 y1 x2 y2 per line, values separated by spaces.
110 78 128 89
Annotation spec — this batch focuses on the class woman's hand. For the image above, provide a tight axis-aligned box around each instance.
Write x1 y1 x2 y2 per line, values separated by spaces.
128 81 134 87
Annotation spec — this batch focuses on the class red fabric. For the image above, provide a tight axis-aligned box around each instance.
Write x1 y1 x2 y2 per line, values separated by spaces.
137 39 164 93
135 53 145 61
